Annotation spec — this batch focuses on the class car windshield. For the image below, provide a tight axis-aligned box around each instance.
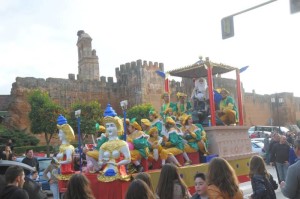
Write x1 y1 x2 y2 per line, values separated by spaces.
38 159 51 172
253 141 264 148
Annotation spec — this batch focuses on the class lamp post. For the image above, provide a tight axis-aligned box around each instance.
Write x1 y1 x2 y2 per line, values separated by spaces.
271 94 284 132
75 109 82 173
120 100 128 141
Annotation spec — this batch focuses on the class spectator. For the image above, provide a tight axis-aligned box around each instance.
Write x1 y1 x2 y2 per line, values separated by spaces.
156 163 191 199
191 172 208 199
207 157 243 199
30 171 39 182
63 174 95 199
134 172 158 198
263 133 271 165
1 145 13 160
0 165 29 199
125 179 156 199
270 135 290 183
249 155 277 199
43 158 59 199
280 139 300 198
6 139 14 151
21 149 39 176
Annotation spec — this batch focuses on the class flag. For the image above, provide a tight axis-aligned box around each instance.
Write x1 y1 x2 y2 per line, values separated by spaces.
155 70 166 78
155 70 169 92
239 66 249 73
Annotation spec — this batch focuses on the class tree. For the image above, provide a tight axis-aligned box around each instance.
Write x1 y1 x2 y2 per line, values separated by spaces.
67 101 103 144
28 90 64 157
127 103 154 124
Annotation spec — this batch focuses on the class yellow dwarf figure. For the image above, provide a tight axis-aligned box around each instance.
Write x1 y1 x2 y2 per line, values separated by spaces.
176 92 192 117
127 118 150 172
149 109 163 137
140 118 151 135
181 114 208 155
164 107 177 121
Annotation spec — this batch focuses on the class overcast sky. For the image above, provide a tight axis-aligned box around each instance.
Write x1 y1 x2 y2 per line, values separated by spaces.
1 0 299 96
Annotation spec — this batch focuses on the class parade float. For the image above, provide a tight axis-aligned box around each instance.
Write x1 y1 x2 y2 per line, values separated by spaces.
56 57 255 199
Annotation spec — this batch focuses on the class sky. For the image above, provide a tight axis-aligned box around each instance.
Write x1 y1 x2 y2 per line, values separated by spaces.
1 0 300 96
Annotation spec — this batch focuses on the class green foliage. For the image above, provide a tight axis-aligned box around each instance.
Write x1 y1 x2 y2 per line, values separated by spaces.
67 101 103 138
127 103 154 123
0 125 39 148
28 90 64 136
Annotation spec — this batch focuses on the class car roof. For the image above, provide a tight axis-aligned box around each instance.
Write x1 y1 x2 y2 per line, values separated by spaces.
0 160 35 172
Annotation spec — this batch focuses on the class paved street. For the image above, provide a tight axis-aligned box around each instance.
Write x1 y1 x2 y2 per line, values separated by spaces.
240 165 286 199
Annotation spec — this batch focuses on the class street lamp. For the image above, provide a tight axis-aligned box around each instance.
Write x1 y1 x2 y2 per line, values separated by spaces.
271 94 284 130
75 109 82 173
120 100 128 141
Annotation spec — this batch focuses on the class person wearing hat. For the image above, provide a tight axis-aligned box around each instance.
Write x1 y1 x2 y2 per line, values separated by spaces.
127 118 150 172
148 127 181 167
163 117 193 167
176 92 192 117
56 114 76 175
180 114 208 155
164 107 177 121
141 118 151 135
216 88 239 125
149 109 164 137
160 92 177 119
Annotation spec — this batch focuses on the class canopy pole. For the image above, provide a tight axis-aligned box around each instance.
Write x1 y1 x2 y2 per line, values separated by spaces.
206 60 216 126
236 69 244 125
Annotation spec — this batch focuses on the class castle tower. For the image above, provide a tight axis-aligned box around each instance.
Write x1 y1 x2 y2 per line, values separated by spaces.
76 30 100 81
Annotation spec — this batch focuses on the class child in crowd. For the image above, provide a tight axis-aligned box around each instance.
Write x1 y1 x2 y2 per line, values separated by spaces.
249 155 278 199
191 172 208 199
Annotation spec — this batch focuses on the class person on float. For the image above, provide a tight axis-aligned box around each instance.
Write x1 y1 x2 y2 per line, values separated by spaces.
85 125 107 172
56 114 75 175
149 109 163 137
191 78 209 111
176 92 192 117
127 118 150 172
160 92 177 119
140 118 152 135
180 114 208 155
163 116 193 167
164 107 177 122
148 127 181 167
97 104 131 181
216 88 239 125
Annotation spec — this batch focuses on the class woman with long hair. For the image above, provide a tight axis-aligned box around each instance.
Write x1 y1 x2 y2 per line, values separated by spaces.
207 157 243 199
249 155 277 199
63 174 95 199
156 163 191 199
125 179 156 199
135 172 155 193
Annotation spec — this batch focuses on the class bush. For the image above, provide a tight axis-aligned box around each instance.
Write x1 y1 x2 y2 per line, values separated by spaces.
127 103 154 123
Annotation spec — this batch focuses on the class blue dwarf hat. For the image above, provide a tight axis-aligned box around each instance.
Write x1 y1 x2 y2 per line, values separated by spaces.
57 114 68 125
103 104 117 117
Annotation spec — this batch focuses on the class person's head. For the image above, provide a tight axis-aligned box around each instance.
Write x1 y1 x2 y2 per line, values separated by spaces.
64 174 95 199
165 117 176 130
249 155 268 178
57 114 75 142
140 119 151 131
125 179 156 199
181 114 192 126
176 92 187 103
194 173 208 197
164 108 174 116
149 109 159 121
293 139 300 157
207 157 240 197
134 172 155 193
280 135 287 144
128 118 142 133
273 132 280 141
31 171 38 180
25 149 34 158
156 163 188 199
5 165 26 188
5 145 11 152
161 92 170 103
149 127 159 139
220 89 229 99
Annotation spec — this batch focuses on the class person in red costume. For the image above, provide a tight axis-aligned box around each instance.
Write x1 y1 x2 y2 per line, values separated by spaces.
56 114 75 175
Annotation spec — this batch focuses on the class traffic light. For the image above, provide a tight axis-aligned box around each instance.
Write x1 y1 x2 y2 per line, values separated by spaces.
290 0 300 14
221 16 234 39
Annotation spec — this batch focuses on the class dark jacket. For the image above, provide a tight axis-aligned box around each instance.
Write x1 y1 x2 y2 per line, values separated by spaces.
251 173 278 199
0 185 29 199
271 143 290 163
21 157 39 176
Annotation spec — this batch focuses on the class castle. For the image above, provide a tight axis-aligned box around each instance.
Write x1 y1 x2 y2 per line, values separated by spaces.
1 30 300 134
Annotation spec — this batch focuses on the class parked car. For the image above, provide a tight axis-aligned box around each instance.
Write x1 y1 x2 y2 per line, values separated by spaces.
251 140 266 159
16 156 52 191
0 160 47 199
248 125 289 138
